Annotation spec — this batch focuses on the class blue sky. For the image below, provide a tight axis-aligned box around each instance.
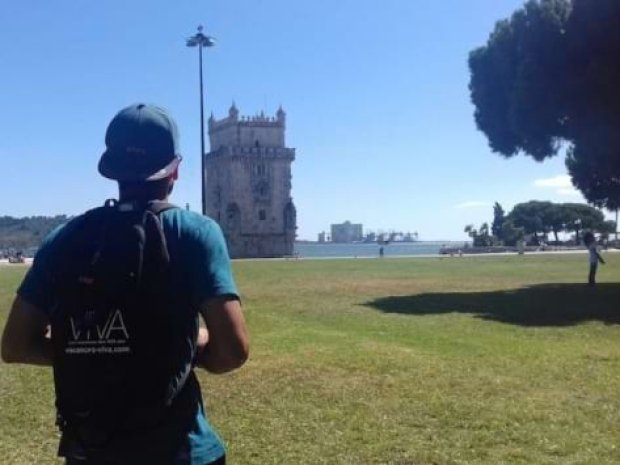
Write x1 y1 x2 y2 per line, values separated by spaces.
1 1 608 240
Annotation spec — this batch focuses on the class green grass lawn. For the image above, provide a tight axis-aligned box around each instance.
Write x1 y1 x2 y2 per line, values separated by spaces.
1 253 619 464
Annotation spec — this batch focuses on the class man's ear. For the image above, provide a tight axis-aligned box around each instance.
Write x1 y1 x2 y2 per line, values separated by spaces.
171 166 179 181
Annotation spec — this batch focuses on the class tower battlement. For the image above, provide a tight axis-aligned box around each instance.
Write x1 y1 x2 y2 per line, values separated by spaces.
208 103 286 150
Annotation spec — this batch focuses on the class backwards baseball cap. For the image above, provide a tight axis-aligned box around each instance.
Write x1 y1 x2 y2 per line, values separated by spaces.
98 103 182 182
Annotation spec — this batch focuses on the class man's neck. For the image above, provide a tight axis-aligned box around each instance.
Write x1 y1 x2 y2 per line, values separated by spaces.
118 194 169 203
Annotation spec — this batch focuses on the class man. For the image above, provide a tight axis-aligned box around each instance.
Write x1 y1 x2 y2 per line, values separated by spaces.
1 103 249 465
583 231 605 286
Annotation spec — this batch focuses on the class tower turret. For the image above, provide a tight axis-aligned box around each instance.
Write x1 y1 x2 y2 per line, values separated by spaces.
276 105 286 125
228 101 239 120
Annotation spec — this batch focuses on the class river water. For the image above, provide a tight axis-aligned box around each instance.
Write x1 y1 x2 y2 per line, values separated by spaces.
293 242 467 258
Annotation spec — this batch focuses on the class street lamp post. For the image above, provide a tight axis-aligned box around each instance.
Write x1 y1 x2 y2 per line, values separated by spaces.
574 218 582 244
186 25 215 215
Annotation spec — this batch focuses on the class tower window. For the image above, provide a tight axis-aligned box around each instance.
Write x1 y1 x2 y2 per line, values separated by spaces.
254 180 270 199
259 210 266 221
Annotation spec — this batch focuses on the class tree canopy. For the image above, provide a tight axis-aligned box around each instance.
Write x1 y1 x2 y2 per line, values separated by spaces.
508 201 605 243
469 0 620 209
491 202 505 238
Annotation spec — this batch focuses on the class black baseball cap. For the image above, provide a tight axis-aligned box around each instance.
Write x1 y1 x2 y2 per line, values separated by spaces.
98 103 182 182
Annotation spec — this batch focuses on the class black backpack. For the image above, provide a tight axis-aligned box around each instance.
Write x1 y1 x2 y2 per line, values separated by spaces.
49 200 194 453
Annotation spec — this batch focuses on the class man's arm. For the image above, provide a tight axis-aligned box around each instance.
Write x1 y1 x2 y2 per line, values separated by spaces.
196 296 249 374
1 295 53 366
597 250 606 264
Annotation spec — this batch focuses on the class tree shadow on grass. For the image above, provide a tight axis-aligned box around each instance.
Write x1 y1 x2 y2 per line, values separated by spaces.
363 283 620 327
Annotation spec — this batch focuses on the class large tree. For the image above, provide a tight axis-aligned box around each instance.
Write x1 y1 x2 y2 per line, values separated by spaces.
491 202 506 239
560 202 606 242
507 201 605 243
508 201 553 243
469 0 620 209
544 203 569 243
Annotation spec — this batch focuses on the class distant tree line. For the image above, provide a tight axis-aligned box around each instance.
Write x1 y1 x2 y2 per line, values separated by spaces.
0 215 69 251
465 201 615 247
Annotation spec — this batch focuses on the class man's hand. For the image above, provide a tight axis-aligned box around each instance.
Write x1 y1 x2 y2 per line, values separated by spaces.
1 296 53 366
196 296 249 374
197 327 209 349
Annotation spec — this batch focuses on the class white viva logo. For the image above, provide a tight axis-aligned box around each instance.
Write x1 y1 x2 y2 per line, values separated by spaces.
70 309 130 341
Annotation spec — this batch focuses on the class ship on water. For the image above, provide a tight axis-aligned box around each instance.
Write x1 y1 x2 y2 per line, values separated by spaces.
371 231 419 245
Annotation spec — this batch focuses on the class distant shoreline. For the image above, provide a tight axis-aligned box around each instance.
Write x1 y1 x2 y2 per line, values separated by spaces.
2 247 617 266
239 247 620 262
294 240 464 245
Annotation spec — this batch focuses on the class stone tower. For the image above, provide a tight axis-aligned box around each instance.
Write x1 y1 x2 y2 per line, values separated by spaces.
205 103 296 258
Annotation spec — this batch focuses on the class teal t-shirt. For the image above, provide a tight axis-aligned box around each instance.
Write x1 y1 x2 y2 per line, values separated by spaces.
18 206 238 465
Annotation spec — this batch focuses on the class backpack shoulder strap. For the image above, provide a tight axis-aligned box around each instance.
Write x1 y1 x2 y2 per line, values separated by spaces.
146 201 178 216
52 205 109 261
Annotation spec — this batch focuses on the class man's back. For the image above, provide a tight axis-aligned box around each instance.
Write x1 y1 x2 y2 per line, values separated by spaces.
16 205 237 463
